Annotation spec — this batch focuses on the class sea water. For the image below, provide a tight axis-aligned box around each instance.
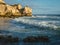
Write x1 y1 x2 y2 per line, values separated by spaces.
0 14 60 45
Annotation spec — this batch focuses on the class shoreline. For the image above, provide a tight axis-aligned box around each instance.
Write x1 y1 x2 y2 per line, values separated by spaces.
0 17 13 30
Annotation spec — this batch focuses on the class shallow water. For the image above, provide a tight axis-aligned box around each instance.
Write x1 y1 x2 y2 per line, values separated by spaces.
0 14 60 45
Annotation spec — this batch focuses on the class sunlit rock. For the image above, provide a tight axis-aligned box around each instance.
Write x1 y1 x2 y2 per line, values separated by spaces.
0 0 32 17
0 0 5 3
23 6 32 16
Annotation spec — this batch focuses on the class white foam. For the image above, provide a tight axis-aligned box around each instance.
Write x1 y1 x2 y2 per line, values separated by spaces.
12 17 60 30
32 15 60 19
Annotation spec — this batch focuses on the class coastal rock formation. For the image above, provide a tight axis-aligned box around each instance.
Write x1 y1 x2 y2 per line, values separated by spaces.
23 6 32 16
0 0 32 17
0 35 20 42
23 36 50 42
0 0 5 3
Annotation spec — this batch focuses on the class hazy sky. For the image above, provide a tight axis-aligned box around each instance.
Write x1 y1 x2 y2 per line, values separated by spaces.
5 0 60 14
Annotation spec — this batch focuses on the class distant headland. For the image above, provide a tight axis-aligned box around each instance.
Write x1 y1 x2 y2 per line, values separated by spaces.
0 0 32 18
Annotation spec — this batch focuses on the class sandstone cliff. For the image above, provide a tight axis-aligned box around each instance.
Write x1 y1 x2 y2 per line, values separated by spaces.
0 0 32 17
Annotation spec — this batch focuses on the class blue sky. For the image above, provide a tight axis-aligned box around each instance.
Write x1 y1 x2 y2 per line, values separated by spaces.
5 0 60 14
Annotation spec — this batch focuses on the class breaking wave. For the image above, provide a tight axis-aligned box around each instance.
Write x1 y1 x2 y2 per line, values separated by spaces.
11 15 60 30
1 15 60 44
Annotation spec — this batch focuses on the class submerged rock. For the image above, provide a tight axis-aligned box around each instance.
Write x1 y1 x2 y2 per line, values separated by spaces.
6 35 19 43
0 0 32 17
23 36 50 42
0 35 20 43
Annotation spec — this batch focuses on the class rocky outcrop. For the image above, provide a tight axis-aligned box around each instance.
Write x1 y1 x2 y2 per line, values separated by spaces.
0 0 5 3
0 0 32 17
0 35 20 42
23 6 32 16
23 36 50 42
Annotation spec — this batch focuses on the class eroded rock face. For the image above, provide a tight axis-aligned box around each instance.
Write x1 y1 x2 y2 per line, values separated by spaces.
0 4 6 15
0 0 32 17
23 6 32 16
0 0 5 3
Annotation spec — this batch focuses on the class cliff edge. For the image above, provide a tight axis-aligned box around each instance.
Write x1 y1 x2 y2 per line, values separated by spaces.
0 0 32 17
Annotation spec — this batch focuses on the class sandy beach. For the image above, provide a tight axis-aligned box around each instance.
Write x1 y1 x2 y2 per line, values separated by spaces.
0 17 13 30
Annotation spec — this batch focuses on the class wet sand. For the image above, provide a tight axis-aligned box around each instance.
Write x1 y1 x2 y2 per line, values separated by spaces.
0 17 13 30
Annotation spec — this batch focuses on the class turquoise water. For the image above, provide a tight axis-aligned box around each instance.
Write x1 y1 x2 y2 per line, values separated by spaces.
0 14 60 45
